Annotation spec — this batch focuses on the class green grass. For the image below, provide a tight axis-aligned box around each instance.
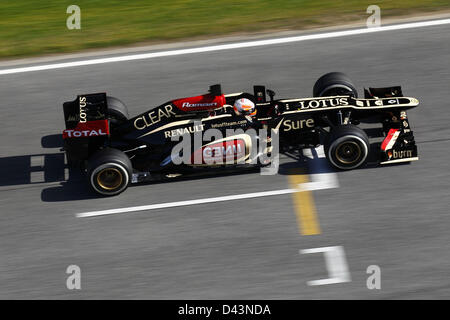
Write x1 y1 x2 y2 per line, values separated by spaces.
0 0 449 59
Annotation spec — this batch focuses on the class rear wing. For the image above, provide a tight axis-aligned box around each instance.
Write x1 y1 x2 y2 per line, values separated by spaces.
63 93 108 129
62 93 110 166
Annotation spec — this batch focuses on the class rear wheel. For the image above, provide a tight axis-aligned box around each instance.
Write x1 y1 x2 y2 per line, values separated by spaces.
313 72 358 97
107 96 129 127
88 148 132 196
324 125 369 170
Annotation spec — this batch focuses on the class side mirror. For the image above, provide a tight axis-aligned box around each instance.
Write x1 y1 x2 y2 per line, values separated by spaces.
266 89 275 102
209 84 222 96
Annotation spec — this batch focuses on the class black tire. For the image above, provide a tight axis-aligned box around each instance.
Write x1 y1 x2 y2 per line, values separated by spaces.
313 72 358 98
107 96 129 127
324 125 369 170
87 148 132 196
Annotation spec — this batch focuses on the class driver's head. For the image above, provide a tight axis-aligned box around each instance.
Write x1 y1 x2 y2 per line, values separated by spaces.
233 98 256 116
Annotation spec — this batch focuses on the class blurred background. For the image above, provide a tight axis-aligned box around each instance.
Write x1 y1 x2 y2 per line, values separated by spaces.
0 0 449 59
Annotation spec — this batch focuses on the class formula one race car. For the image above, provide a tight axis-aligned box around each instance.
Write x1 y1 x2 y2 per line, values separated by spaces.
62 72 419 196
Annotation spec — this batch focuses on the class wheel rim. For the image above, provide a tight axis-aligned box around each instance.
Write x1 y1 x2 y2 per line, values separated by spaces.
335 141 362 165
96 167 123 190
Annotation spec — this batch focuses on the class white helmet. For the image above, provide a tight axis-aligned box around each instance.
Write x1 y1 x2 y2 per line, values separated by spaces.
233 98 256 116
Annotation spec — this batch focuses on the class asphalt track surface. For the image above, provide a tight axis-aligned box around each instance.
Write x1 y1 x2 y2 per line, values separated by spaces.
1 21 450 299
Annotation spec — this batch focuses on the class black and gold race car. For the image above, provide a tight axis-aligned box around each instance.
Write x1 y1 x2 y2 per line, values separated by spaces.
62 72 419 195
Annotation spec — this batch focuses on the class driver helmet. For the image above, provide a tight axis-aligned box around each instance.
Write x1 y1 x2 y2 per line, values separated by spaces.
233 98 256 116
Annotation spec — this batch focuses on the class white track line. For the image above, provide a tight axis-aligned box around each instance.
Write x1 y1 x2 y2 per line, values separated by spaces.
300 246 351 286
300 146 339 191
77 146 339 218
77 181 337 218
30 155 45 183
2 18 450 76
77 188 298 218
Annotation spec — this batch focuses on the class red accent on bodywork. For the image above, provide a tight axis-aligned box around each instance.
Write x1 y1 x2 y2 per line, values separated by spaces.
172 94 226 112
62 119 110 139
381 128 399 151
191 139 246 164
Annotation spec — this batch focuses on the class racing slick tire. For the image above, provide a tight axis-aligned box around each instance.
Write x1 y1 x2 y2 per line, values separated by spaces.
324 125 369 170
107 96 129 127
313 72 358 98
87 148 132 196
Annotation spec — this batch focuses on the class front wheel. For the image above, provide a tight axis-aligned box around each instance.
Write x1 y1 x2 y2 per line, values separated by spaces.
87 148 132 196
313 72 358 98
324 125 369 170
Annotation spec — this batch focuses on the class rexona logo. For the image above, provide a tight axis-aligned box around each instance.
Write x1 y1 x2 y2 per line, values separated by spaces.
182 102 217 108
192 139 246 164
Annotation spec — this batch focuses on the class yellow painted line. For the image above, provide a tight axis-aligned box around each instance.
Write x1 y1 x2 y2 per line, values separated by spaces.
288 169 321 235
